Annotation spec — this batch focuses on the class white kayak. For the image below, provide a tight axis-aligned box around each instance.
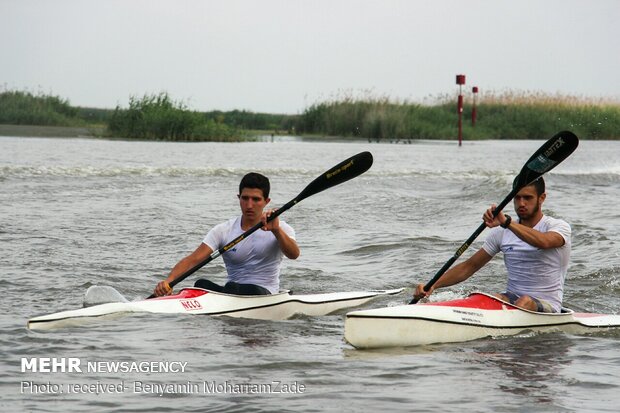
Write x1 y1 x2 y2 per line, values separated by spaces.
344 292 620 349
28 287 404 330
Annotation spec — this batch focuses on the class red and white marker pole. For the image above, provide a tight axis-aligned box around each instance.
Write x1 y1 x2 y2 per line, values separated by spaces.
456 74 466 146
472 86 478 127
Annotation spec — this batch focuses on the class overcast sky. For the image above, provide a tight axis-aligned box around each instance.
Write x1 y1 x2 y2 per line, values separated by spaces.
1 0 618 113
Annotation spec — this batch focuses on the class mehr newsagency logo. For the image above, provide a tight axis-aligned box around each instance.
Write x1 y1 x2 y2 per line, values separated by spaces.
21 357 187 373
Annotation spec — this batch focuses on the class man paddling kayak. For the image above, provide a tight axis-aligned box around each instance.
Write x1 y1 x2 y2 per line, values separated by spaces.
414 177 571 313
153 172 300 297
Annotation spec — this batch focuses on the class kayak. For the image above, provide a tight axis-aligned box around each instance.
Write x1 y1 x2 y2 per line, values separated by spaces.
344 292 620 349
28 287 404 330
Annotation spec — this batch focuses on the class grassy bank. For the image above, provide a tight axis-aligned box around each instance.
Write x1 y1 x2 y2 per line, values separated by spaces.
2 89 619 141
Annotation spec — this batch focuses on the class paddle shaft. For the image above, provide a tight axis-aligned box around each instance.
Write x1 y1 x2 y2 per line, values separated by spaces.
148 151 373 298
410 188 516 304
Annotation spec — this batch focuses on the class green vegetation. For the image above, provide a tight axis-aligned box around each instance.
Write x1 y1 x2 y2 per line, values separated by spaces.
0 90 82 126
1 88 619 140
75 106 113 124
297 92 620 141
297 97 455 140
107 93 239 141
464 91 620 140
204 110 298 134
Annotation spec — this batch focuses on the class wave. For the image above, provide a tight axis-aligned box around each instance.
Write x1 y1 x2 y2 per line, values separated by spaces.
0 165 524 182
371 167 620 181
0 165 313 178
2 164 618 180
550 168 620 185
558 166 620 176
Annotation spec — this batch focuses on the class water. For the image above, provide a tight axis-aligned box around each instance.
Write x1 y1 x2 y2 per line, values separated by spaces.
1 136 620 412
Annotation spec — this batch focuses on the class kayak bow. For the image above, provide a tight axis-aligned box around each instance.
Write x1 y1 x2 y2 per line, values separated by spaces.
28 287 404 330
345 292 620 349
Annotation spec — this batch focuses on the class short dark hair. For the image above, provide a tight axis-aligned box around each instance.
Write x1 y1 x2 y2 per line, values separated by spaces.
239 172 270 199
528 177 545 196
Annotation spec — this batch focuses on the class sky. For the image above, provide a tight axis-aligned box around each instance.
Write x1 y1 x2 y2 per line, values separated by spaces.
1 0 618 114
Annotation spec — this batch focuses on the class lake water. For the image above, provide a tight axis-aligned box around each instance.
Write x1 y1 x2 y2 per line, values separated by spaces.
1 136 619 412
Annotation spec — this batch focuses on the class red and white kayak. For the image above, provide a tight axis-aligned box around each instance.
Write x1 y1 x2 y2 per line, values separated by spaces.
28 287 404 330
344 292 620 349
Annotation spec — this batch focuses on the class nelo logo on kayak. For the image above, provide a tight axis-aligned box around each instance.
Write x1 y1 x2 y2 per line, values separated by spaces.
180 299 203 311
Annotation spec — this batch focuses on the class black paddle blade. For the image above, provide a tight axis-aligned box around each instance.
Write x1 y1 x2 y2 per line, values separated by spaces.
513 131 579 190
296 151 373 202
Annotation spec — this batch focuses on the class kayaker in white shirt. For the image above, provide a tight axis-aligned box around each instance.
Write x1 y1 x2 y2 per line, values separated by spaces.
153 172 300 297
414 177 571 313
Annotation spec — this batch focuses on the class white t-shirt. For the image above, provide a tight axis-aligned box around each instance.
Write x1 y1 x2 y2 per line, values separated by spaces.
482 215 571 312
202 216 296 294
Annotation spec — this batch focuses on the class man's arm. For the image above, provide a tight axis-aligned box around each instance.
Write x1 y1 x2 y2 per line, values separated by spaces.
261 210 300 259
508 222 565 250
502 221 565 249
484 207 565 250
414 248 493 300
153 243 214 296
272 227 300 259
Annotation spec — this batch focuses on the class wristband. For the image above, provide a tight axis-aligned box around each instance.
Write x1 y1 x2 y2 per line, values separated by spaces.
500 215 512 229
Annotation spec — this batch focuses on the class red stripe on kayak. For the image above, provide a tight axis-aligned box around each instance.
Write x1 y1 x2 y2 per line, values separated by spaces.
573 312 606 318
424 293 517 310
151 288 208 300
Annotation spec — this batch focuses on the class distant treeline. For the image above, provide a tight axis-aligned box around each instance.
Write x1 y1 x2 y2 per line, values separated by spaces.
1 89 619 140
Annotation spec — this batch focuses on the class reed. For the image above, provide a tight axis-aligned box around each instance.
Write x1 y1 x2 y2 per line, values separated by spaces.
298 97 455 140
455 90 620 140
297 91 620 140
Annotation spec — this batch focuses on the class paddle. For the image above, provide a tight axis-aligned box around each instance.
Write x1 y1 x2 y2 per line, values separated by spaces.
410 130 579 304
148 151 374 299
